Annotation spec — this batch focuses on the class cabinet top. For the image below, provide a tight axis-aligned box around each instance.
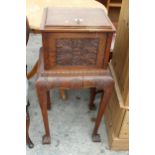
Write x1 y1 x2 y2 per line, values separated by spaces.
41 7 115 32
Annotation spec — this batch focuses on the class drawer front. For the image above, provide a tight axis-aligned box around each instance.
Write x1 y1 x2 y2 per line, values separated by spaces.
42 32 108 70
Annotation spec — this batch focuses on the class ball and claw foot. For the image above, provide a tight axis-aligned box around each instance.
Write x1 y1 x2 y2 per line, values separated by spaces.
27 140 34 148
42 135 51 144
92 134 101 142
89 104 96 111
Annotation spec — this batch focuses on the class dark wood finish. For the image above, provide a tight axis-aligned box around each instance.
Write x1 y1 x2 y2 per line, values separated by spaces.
26 101 34 148
96 0 107 6
92 82 114 142
36 8 115 144
89 88 97 110
26 18 34 148
36 50 114 144
46 91 51 110
56 38 99 66
36 80 51 144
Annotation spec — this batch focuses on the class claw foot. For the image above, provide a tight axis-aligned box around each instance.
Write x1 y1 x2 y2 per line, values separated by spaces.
92 134 101 142
42 135 51 144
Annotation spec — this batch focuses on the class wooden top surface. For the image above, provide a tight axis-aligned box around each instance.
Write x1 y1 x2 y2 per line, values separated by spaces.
45 8 111 28
41 7 115 32
26 0 107 31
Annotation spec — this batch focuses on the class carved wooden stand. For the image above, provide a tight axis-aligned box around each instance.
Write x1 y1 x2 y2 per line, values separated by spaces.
36 50 114 144
35 7 115 144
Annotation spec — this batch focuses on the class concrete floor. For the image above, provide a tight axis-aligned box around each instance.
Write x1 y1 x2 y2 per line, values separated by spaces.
26 33 128 155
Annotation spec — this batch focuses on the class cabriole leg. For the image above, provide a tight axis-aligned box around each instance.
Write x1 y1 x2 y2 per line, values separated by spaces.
92 84 113 142
36 83 51 144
